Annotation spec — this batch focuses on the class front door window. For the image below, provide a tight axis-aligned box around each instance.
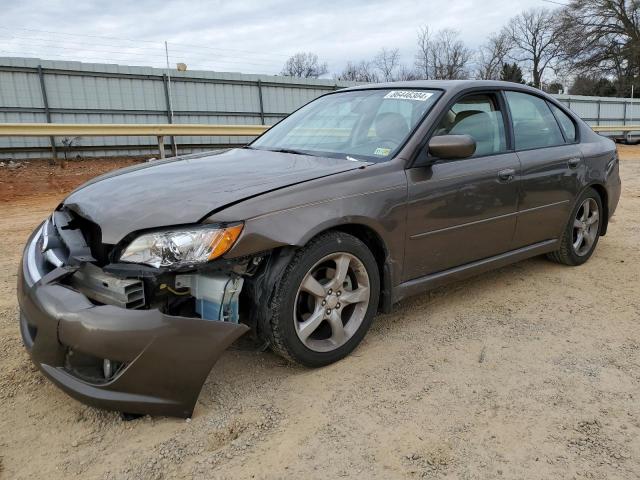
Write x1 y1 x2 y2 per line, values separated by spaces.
432 94 508 157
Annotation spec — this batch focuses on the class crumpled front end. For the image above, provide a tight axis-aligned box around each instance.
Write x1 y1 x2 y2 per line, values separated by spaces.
18 215 250 418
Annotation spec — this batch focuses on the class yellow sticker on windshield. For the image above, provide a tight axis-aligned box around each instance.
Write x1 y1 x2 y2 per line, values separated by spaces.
374 147 391 156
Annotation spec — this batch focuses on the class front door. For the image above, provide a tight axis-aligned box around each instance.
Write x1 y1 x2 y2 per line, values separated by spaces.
403 92 520 281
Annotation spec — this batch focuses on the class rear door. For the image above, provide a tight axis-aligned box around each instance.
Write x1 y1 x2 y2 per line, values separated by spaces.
504 91 582 248
403 91 520 280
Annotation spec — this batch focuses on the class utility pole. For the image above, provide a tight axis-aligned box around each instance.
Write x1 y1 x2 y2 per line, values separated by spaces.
165 41 178 156
631 84 634 124
630 84 635 144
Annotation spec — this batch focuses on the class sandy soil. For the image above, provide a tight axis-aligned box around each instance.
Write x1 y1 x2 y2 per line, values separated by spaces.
0 148 639 480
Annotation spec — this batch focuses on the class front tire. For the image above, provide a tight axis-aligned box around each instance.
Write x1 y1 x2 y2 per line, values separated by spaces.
263 231 380 367
547 187 603 266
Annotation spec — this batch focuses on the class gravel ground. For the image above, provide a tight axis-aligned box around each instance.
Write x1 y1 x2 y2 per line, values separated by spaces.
0 147 639 480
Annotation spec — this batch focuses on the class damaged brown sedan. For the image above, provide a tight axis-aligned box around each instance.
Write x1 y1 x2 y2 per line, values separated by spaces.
18 81 621 417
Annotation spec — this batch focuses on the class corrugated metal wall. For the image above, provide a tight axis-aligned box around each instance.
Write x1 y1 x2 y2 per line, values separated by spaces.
0 57 356 159
554 94 640 128
2 57 640 160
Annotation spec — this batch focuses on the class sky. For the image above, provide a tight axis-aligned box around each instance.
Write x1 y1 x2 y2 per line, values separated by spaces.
1 0 550 76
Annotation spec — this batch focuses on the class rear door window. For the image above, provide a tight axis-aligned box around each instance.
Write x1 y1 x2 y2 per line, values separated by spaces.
505 91 565 150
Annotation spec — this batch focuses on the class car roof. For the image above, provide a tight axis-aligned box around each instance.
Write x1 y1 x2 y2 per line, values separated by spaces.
340 80 547 96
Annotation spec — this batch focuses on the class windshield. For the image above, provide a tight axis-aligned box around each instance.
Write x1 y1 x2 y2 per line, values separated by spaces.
251 88 440 161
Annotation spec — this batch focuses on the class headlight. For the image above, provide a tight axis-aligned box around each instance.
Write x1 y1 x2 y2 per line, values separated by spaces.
119 224 243 268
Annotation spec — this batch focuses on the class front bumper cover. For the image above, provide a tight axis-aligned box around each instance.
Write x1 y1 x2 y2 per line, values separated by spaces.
18 224 249 418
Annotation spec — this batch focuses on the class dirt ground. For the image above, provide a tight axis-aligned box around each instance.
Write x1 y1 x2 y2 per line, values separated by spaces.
0 157 144 202
0 147 639 480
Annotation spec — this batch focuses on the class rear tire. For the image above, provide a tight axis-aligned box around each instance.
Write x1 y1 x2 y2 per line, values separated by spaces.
263 231 380 367
547 187 603 266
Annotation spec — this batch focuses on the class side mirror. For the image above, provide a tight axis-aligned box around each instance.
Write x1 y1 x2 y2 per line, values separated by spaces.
428 134 476 160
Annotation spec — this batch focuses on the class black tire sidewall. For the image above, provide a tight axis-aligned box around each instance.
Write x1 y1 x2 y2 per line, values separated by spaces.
274 233 380 367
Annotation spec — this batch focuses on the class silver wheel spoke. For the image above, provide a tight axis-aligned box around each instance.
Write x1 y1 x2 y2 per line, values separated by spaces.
327 311 347 346
331 254 351 290
573 198 599 256
581 200 590 220
301 274 326 299
294 251 371 353
339 286 369 305
297 309 325 342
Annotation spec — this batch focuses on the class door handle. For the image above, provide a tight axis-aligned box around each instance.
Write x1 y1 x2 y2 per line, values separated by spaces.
567 157 581 169
498 168 516 182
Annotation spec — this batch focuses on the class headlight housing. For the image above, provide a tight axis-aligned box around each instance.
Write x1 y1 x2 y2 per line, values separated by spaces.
119 224 243 268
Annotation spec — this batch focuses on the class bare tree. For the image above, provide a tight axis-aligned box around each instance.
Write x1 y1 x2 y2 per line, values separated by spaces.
413 28 471 80
431 29 472 80
414 26 432 79
374 48 401 82
336 60 379 82
476 31 513 80
396 65 421 81
506 8 565 88
560 0 640 95
335 62 360 82
281 52 328 78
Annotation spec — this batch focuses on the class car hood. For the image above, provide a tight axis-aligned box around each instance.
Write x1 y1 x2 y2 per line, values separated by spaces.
63 148 369 244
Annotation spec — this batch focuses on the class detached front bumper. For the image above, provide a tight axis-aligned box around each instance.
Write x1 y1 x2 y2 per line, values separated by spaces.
18 224 249 418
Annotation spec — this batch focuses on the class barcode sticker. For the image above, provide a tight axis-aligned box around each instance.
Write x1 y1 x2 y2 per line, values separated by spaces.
383 90 433 101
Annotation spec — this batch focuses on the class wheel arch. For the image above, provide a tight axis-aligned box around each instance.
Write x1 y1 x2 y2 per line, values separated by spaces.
247 220 395 343
583 182 609 235
328 223 393 313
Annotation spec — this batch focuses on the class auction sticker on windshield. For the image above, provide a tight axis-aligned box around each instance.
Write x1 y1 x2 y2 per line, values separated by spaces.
384 90 433 101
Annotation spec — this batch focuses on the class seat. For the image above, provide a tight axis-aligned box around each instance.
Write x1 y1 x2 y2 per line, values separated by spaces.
449 111 501 156
374 112 409 144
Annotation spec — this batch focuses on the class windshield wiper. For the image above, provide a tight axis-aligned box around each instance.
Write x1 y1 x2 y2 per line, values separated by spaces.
246 146 308 155
264 148 308 155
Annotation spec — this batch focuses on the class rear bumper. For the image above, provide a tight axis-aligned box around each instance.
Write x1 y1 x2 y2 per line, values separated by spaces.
18 223 249 418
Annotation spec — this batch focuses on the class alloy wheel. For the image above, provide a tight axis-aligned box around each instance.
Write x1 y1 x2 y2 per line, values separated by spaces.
294 252 371 352
572 197 599 256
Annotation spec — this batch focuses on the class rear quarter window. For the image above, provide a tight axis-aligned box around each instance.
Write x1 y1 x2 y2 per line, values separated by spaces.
549 103 577 143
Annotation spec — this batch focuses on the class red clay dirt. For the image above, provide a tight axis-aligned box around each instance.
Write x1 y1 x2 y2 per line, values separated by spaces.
0 157 144 203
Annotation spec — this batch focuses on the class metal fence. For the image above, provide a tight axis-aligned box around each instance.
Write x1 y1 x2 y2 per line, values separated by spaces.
0 57 356 159
1 56 640 159
554 94 640 130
